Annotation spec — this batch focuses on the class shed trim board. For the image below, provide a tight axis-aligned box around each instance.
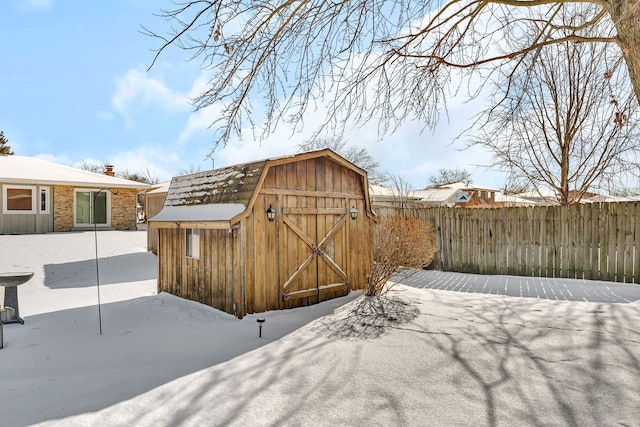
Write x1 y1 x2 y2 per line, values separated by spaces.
151 220 235 230
261 188 367 198
152 149 375 318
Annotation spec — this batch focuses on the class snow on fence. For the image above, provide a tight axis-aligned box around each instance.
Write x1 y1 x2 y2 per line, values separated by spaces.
375 202 640 284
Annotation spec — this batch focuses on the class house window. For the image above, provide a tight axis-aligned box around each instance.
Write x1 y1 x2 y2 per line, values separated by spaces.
186 229 200 259
74 190 110 226
2 185 36 214
40 187 50 214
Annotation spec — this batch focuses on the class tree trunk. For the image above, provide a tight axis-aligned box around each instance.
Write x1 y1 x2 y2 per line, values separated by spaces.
611 0 640 105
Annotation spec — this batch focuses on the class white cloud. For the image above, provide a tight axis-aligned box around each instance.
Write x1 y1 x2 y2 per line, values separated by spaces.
177 105 221 147
210 111 310 167
68 147 182 183
106 147 181 182
204 89 498 189
186 72 214 100
112 68 191 126
177 71 235 147
96 110 113 121
17 0 52 12
35 153 73 165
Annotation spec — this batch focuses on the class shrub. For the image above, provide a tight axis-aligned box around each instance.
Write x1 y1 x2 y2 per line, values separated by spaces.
364 214 437 296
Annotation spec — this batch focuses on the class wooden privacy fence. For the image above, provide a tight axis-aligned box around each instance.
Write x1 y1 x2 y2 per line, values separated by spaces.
375 203 640 284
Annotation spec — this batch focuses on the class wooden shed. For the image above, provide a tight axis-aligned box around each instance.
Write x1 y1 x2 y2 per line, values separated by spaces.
150 149 375 318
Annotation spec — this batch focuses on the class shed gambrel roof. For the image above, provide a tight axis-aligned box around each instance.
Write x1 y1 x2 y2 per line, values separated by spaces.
163 160 265 207
150 149 373 225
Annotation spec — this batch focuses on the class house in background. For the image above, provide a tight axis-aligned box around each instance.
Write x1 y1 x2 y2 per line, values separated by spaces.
0 155 149 234
493 192 539 207
149 149 375 318
370 181 547 208
582 194 636 203
510 189 631 205
369 184 424 208
413 182 501 207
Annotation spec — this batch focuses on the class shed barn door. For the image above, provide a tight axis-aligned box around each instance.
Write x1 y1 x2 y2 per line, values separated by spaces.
280 207 350 302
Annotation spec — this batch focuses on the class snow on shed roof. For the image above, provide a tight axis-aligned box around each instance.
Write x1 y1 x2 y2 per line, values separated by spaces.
0 155 150 189
164 161 266 208
150 204 246 222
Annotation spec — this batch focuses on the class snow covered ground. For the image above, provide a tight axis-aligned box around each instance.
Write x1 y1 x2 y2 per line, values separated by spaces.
1 231 639 426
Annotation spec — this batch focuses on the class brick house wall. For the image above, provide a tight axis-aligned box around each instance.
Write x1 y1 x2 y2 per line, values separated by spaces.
52 185 138 232
111 188 138 230
53 185 74 231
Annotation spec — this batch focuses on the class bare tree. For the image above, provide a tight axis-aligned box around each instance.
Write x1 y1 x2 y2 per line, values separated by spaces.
77 160 108 174
119 168 160 184
601 174 640 197
365 214 437 296
386 173 415 208
78 161 159 184
177 164 202 176
471 12 640 205
427 168 472 187
610 186 640 198
144 1 640 150
0 131 14 155
298 137 388 184
499 179 532 196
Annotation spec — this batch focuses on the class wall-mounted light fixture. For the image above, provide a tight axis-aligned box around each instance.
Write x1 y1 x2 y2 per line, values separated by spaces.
266 204 276 222
350 206 359 220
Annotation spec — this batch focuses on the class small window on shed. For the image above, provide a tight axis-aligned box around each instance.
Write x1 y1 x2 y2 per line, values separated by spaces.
186 229 200 259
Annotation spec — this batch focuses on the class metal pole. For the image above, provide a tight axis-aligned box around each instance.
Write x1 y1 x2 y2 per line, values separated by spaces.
94 189 108 336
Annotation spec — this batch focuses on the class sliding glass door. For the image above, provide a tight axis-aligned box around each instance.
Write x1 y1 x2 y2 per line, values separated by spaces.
75 189 110 226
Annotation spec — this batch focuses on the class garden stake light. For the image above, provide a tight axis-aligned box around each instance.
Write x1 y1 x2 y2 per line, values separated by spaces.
257 318 265 338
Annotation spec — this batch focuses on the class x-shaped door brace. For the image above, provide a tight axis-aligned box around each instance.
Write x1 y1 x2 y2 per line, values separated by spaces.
281 211 349 293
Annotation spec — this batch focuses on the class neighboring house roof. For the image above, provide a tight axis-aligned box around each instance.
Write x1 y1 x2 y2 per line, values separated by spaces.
413 187 459 204
413 182 498 205
512 190 633 205
369 184 397 198
494 193 539 206
151 149 371 224
582 194 635 203
513 191 558 205
0 155 150 189
147 181 171 194
369 184 419 199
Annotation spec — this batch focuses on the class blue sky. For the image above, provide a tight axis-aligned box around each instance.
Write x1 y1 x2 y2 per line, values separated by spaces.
0 0 503 189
